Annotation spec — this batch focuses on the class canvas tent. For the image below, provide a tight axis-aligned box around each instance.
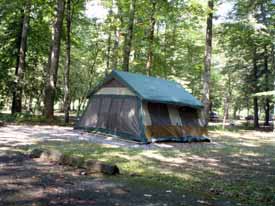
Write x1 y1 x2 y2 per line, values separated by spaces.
75 70 209 143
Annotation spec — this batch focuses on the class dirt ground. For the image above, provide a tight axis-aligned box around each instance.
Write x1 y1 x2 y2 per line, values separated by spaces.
0 124 274 206
0 150 207 206
0 125 209 206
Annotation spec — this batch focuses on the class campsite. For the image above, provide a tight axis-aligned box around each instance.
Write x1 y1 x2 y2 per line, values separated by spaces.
0 0 275 206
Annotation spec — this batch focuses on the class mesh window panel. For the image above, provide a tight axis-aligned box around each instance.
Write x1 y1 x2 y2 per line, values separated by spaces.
80 95 140 137
118 98 140 137
96 96 112 129
79 97 101 128
179 107 199 126
147 102 171 126
107 98 124 132
105 97 140 137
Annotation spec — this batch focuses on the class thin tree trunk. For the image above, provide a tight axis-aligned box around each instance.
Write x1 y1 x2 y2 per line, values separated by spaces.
64 0 71 123
146 0 156 76
253 48 259 128
272 44 275 132
11 1 30 114
112 26 119 69
106 1 114 74
44 0 65 119
263 46 270 125
122 0 136 71
260 4 270 126
106 32 112 74
222 95 229 129
112 1 123 69
202 0 213 126
28 96 33 113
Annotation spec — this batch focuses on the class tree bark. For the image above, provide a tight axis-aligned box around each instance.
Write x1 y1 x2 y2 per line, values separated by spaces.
253 48 259 128
44 0 65 120
122 0 136 71
202 0 213 126
106 32 112 74
64 0 71 123
272 44 275 132
11 1 30 114
259 3 270 126
146 0 156 76
263 46 270 125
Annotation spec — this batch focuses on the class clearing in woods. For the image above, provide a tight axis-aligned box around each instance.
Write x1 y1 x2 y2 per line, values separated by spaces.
0 124 274 206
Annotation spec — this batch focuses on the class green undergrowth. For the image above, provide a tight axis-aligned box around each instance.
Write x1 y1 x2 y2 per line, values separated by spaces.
0 113 74 126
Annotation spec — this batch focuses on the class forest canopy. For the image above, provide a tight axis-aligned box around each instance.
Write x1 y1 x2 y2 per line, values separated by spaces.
0 0 274 127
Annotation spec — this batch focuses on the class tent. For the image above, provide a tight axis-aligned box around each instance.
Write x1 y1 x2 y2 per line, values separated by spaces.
75 70 209 143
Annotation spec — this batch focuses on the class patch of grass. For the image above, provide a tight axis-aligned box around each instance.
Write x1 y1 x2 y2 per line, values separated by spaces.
21 128 275 206
0 113 73 126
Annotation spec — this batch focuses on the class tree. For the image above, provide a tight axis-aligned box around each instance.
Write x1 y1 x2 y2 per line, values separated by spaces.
202 0 214 126
146 0 156 75
44 0 65 119
11 0 30 114
122 0 136 71
64 0 71 123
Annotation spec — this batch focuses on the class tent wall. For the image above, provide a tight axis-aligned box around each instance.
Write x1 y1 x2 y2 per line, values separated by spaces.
142 101 207 140
77 95 142 140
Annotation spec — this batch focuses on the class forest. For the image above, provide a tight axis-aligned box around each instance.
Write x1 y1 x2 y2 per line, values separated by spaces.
0 1 275 206
0 0 274 127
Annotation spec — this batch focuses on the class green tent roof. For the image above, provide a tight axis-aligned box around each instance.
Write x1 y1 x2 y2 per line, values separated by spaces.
111 70 203 109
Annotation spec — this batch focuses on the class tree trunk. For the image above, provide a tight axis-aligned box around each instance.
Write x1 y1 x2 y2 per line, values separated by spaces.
272 44 275 132
44 0 65 120
111 26 119 69
11 1 30 114
146 0 156 76
28 96 33 113
106 32 112 74
122 0 136 71
106 2 114 75
64 0 71 123
263 46 270 125
202 0 213 126
253 48 259 128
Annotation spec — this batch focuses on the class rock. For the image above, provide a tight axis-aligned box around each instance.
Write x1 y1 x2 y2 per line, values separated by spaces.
84 159 119 175
40 149 64 163
29 148 44 158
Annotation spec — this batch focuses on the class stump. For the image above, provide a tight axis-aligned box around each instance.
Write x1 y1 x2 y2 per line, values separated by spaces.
84 159 119 175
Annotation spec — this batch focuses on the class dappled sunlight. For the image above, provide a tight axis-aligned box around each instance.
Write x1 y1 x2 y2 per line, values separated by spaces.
140 150 187 164
1 124 275 206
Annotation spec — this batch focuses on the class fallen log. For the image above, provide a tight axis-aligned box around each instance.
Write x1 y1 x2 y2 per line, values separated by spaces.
28 148 120 175
84 159 120 175
61 154 85 168
39 149 64 163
